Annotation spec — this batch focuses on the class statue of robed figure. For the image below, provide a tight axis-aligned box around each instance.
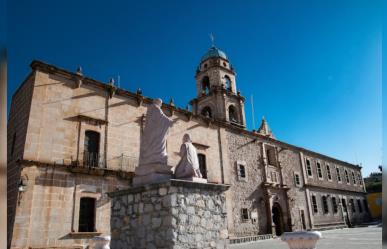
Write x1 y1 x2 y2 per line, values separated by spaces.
133 98 174 186
174 134 203 179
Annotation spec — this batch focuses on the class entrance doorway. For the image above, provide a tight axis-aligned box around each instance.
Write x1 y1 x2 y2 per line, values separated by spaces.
272 203 284 236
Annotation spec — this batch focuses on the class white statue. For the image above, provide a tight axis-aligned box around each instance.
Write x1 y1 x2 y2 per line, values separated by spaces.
174 134 203 179
133 98 174 185
139 98 173 166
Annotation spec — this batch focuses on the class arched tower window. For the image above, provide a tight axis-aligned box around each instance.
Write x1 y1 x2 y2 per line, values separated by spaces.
201 76 210 94
201 106 212 118
84 130 100 168
224 75 232 91
228 105 238 123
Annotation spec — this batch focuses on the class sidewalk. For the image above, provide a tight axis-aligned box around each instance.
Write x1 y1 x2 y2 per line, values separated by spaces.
230 226 382 249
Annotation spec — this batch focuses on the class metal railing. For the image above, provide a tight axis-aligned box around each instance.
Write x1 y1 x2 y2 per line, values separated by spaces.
83 151 104 168
108 154 138 172
82 152 138 173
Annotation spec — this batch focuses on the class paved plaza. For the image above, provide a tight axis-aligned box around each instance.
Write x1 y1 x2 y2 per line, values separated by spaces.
230 226 382 249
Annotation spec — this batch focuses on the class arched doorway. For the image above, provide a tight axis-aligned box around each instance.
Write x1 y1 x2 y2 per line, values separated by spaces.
272 203 284 236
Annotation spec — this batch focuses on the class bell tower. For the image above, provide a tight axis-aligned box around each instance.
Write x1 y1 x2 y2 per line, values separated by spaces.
190 45 246 128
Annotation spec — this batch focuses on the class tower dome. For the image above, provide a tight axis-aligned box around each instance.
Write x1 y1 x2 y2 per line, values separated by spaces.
201 46 228 62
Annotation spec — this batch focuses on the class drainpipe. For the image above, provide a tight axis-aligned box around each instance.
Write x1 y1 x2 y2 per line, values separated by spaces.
217 127 225 184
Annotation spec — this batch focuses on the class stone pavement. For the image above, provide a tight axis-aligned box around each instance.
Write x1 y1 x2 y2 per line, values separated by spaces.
230 226 382 249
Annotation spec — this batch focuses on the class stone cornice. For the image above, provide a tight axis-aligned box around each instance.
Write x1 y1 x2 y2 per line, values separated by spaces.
18 159 134 180
195 64 236 78
26 60 362 170
107 179 231 197
303 183 366 194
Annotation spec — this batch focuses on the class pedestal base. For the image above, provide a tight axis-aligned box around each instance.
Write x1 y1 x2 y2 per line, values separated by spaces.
132 173 172 186
133 163 173 186
108 180 231 249
178 177 208 183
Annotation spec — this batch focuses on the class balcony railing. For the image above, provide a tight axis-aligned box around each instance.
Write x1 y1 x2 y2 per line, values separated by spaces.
82 152 138 173
83 152 104 168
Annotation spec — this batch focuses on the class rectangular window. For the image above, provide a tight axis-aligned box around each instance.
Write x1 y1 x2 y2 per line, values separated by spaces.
311 195 318 214
336 167 342 182
345 170 350 184
294 173 301 187
198 154 207 179
349 199 356 212
306 159 312 177
239 165 246 178
332 197 338 213
363 199 369 213
317 162 323 179
84 130 101 168
342 198 347 212
357 199 363 213
79 197 96 232
351 171 357 185
358 173 363 185
237 162 247 181
322 196 329 214
326 164 332 180
241 208 249 221
271 171 278 183
266 146 277 166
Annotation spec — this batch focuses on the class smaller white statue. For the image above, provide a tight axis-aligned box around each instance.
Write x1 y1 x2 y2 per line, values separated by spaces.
174 134 203 179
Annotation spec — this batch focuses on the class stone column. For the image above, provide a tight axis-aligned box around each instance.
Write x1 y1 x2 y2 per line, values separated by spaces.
108 179 230 249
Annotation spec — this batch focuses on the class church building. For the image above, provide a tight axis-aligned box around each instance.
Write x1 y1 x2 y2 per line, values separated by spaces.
7 46 369 248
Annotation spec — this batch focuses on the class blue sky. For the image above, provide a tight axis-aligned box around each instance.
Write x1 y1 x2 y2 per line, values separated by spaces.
7 0 382 176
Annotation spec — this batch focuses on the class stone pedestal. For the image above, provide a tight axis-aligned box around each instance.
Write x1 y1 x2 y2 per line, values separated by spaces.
89 235 111 249
281 231 322 249
132 163 173 186
178 177 208 183
108 179 230 249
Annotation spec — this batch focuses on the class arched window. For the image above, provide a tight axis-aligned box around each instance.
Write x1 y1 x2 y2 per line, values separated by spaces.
224 75 232 90
201 76 210 94
84 130 100 168
198 153 207 179
201 106 212 118
228 105 238 123
78 197 96 232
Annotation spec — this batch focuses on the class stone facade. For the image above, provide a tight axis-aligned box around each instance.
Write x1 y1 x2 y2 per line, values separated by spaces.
11 164 129 248
109 180 229 249
7 49 370 248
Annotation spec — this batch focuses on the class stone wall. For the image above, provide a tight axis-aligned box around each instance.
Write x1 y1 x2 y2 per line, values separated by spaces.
22 67 224 184
301 152 365 193
10 164 129 249
224 131 267 236
109 180 230 249
308 188 369 228
278 149 311 231
7 74 35 246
